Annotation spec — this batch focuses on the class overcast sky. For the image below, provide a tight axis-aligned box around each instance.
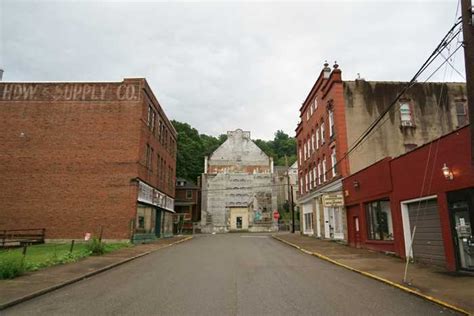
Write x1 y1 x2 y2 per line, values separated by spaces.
0 0 465 140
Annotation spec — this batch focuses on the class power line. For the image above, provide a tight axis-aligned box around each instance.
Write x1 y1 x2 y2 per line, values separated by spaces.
302 20 463 188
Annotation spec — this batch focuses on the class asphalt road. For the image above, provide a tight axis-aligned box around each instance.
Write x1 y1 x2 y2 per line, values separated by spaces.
5 234 458 315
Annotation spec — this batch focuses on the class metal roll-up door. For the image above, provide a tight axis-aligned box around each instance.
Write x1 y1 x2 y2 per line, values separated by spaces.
408 199 446 267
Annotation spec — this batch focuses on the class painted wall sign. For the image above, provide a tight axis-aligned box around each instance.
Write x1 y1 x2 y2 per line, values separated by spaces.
0 83 140 102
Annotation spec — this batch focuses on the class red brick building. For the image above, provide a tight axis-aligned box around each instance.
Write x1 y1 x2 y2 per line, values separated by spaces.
0 79 176 242
296 62 467 241
174 178 201 232
343 127 474 272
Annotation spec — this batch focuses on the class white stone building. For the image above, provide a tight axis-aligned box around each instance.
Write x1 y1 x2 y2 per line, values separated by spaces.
200 129 277 233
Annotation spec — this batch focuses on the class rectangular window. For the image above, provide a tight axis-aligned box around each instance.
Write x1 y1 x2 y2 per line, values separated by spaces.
309 171 313 190
304 213 313 231
317 162 321 185
400 102 414 127
456 102 468 127
307 139 311 155
306 111 310 121
186 190 193 200
151 110 156 132
321 122 325 144
322 158 327 182
299 178 303 194
147 106 153 127
303 143 307 160
329 109 335 137
366 200 394 241
316 128 319 149
305 173 309 192
299 148 302 165
313 167 317 187
331 149 337 177
157 154 160 179
145 144 151 169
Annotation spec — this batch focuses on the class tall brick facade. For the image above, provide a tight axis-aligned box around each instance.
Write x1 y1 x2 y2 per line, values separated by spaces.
0 79 176 241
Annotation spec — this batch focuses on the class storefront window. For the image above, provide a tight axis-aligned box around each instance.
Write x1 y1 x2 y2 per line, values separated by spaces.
136 205 155 234
366 200 394 240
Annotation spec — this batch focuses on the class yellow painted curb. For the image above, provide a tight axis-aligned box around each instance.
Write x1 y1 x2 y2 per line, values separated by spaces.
272 235 470 315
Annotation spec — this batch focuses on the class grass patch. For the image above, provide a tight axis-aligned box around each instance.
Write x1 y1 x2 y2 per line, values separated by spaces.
0 241 130 279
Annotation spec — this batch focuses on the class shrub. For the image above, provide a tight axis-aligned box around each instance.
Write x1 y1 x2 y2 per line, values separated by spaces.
0 255 25 279
86 238 105 255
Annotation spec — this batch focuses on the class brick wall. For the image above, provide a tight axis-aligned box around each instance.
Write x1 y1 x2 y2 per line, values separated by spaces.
0 79 173 240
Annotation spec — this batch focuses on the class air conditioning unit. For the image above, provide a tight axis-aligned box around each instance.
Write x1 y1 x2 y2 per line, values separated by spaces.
401 120 413 127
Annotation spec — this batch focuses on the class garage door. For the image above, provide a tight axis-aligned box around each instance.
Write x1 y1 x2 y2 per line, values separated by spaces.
408 199 446 267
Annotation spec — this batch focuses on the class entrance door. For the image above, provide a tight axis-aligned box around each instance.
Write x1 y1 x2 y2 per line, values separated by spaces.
236 216 242 229
354 216 361 248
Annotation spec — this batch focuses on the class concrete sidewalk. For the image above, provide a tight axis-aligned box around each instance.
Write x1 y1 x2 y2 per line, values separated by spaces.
0 236 192 310
273 233 473 315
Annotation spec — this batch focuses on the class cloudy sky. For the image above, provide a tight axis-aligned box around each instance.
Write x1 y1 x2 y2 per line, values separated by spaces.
0 0 465 140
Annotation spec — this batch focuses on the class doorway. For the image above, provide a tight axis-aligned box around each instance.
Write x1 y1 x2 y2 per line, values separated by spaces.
448 188 474 271
236 216 242 229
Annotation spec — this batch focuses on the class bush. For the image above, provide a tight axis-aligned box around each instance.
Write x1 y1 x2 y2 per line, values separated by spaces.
0 255 25 279
86 238 105 255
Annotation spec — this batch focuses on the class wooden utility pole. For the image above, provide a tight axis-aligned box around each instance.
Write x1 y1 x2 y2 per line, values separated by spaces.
285 156 295 233
461 0 474 163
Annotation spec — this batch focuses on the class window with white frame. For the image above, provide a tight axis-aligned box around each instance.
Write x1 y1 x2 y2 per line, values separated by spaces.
321 121 325 144
307 139 311 155
305 173 309 192
299 148 302 165
317 162 321 185
310 104 314 116
399 102 414 127
309 171 313 190
314 98 318 110
331 149 337 177
313 167 317 187
322 158 327 182
329 109 335 137
316 127 319 149
456 102 468 127
303 142 307 160
306 111 310 121
311 133 315 152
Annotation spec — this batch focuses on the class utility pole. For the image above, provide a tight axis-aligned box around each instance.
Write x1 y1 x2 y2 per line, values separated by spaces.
285 156 295 233
461 0 474 163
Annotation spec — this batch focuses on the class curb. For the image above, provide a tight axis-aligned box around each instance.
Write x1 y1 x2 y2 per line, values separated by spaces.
272 235 470 315
0 236 193 311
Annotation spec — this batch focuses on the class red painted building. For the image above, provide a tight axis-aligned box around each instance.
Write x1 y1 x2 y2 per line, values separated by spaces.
343 126 474 272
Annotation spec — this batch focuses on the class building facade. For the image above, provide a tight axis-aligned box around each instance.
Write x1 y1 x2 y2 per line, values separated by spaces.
0 79 177 242
201 129 277 233
343 127 474 272
174 178 201 233
296 62 467 241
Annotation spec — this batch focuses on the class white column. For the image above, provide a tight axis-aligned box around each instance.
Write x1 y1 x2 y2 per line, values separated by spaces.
204 156 208 174
270 157 274 173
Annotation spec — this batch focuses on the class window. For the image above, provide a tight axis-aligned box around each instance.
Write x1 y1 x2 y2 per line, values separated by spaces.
309 170 313 190
456 102 468 127
320 121 325 144
299 178 303 194
314 98 318 110
151 110 156 132
329 109 335 137
307 138 311 155
157 154 161 179
299 148 302 165
147 105 153 127
322 157 327 182
331 149 337 177
306 111 310 121
304 213 313 231
366 200 394 240
316 127 319 149
186 190 192 200
317 162 321 185
313 167 317 187
400 102 414 127
311 133 315 152
310 104 314 116
145 144 151 169
305 173 309 192
303 142 307 160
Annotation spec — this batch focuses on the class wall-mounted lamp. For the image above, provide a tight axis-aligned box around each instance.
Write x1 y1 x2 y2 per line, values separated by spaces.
442 163 453 180
353 180 360 189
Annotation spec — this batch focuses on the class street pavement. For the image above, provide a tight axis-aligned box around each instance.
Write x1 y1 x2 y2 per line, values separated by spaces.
4 234 459 315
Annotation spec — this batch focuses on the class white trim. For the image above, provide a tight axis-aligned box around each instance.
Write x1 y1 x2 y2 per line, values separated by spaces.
400 194 438 258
